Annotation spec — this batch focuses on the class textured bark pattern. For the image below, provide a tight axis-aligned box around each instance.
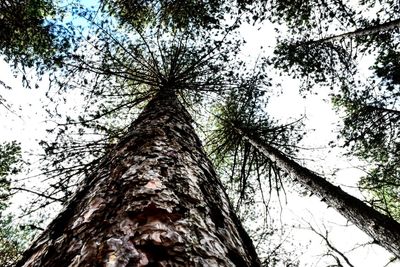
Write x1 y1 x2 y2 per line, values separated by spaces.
239 128 400 258
17 93 260 267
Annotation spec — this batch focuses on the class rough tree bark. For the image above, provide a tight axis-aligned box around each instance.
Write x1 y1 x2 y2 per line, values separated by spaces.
235 127 400 258
17 91 261 267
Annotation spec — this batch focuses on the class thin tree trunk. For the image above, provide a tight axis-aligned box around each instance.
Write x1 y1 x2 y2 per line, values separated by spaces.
235 127 400 258
17 91 261 267
297 18 400 46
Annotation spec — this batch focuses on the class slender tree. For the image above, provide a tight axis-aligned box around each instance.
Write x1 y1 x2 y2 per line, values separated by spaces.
236 126 400 258
212 93 400 258
264 0 400 223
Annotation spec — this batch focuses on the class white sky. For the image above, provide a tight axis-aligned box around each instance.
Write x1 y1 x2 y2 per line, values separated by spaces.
0 6 398 267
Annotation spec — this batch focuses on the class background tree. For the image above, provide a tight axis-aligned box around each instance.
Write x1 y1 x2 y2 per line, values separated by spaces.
258 0 400 224
210 89 400 258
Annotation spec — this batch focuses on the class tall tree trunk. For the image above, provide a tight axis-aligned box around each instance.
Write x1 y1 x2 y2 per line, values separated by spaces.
17 91 261 267
296 18 400 46
235 127 400 258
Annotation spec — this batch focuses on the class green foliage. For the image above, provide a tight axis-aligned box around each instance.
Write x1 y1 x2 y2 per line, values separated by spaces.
332 87 400 219
273 41 354 89
359 166 400 219
373 42 400 86
102 0 224 31
269 2 400 90
0 215 22 267
0 141 21 178
0 141 21 210
0 0 55 65
0 142 34 267
0 215 36 267
267 0 356 29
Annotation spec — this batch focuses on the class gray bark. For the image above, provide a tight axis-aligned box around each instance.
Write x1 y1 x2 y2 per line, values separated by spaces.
298 18 400 46
17 92 261 267
236 127 400 258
